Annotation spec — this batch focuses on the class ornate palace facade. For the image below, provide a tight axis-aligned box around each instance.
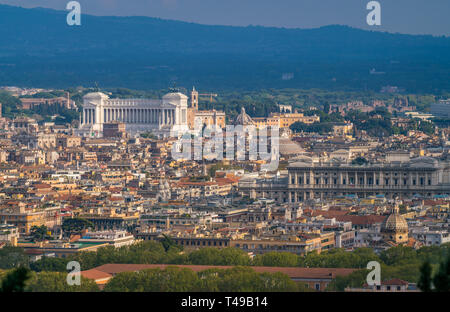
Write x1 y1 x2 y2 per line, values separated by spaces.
239 156 450 202
78 92 189 137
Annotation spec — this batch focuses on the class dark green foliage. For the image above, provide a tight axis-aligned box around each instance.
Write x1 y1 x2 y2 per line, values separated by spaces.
0 246 29 269
433 254 450 292
62 218 94 236
25 272 100 292
290 121 333 134
325 269 368 291
253 252 298 267
29 257 68 273
417 261 432 292
351 157 369 165
30 225 52 242
103 266 299 292
187 248 251 266
0 267 32 292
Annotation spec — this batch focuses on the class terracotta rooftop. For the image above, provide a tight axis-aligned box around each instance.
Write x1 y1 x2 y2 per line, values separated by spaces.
335 215 386 225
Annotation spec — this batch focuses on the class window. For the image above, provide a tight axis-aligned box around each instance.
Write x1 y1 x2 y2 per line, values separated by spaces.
315 284 320 291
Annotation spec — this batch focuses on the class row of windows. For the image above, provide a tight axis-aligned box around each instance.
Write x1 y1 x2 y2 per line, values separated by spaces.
291 176 432 186
177 240 228 247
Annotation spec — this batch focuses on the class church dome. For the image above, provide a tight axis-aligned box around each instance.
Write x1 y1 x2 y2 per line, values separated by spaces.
234 107 255 126
279 137 304 156
382 209 408 233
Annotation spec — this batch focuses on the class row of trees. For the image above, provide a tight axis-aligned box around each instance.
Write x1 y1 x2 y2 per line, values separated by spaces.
3 241 449 291
0 265 305 292
28 242 450 277
104 266 304 292
0 267 99 292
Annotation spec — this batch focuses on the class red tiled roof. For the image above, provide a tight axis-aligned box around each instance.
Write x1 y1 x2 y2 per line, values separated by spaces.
335 215 386 225
81 269 112 283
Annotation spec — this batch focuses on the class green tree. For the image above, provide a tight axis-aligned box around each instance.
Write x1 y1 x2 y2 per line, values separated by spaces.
325 269 368 291
216 266 263 292
30 256 67 272
253 252 298 267
160 234 180 252
0 246 29 269
351 157 369 166
256 272 298 292
433 254 450 292
30 225 52 242
62 218 94 236
417 261 433 292
0 267 32 292
26 272 99 292
188 248 250 266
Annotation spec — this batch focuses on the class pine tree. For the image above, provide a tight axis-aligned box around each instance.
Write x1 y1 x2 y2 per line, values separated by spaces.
433 254 450 292
417 260 432 292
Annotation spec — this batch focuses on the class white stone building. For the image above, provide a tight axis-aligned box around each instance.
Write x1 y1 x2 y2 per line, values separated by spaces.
78 92 189 137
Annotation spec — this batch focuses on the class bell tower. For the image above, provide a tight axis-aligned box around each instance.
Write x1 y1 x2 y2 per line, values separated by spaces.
191 86 198 110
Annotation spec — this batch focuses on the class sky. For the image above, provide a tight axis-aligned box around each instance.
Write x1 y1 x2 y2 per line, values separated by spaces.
1 0 449 36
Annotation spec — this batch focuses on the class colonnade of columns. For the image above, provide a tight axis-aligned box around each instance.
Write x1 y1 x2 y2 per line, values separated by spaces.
288 170 434 187
81 108 176 125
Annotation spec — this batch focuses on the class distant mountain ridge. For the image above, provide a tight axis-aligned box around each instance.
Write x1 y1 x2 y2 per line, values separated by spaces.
0 4 449 92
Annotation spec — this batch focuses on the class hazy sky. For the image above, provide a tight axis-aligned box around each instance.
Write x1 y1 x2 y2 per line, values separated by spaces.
1 0 449 36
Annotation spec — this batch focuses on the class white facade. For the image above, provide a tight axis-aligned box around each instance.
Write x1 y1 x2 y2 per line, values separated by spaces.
411 229 450 246
78 92 189 137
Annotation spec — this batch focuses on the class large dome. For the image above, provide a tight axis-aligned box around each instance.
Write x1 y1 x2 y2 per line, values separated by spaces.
234 107 255 126
382 210 408 233
279 137 304 156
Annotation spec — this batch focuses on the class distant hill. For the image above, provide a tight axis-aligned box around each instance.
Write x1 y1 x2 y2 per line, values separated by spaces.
1 4 450 92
